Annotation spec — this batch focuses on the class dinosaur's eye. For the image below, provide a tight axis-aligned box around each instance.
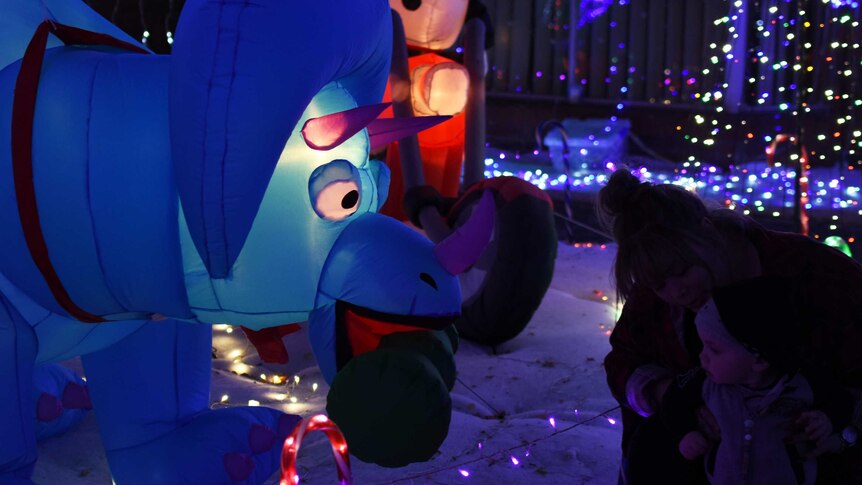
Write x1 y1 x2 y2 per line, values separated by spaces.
309 159 362 221
314 181 361 220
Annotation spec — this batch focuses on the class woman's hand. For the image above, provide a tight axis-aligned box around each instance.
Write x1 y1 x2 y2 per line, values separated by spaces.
649 377 673 410
696 406 721 441
790 410 843 457
796 410 833 442
804 434 844 458
679 431 710 460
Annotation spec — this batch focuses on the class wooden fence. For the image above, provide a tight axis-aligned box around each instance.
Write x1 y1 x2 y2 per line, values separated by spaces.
483 0 860 111
79 0 860 115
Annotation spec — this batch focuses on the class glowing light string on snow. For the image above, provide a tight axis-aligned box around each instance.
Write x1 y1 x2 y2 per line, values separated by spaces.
382 405 621 484
280 414 351 485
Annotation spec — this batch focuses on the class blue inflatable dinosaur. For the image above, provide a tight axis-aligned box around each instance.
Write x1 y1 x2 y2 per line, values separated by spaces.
0 0 494 482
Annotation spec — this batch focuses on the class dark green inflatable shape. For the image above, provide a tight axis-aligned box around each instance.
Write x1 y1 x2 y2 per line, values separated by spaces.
451 188 558 345
326 348 451 467
379 328 458 391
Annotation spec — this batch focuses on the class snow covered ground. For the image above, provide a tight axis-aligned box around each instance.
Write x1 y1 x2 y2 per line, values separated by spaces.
33 242 624 484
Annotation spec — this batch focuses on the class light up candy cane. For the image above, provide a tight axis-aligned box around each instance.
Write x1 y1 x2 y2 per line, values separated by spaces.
766 133 810 236
535 120 575 242
280 414 352 485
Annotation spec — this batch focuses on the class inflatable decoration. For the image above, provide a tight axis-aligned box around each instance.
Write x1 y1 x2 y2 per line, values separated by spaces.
382 0 474 221
824 235 853 258
381 51 468 214
395 0 469 51
280 414 352 485
0 0 495 482
386 1 558 345
0 2 150 445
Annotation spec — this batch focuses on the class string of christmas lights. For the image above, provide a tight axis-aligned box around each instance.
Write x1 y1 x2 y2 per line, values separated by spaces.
210 324 323 409
381 405 622 484
483 1 861 253
484 147 861 251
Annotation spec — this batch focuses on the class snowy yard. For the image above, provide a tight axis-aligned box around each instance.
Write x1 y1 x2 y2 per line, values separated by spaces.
34 242 624 484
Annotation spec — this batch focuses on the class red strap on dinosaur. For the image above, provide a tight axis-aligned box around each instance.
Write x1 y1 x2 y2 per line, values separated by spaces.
12 20 148 322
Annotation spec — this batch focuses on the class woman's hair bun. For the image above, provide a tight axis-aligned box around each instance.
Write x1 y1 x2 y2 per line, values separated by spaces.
599 168 644 216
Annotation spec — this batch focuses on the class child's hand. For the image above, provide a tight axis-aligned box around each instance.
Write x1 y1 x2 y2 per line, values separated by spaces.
795 410 833 442
679 431 710 460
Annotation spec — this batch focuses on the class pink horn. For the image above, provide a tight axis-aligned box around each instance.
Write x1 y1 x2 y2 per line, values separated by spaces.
367 115 451 152
301 103 391 151
434 190 496 275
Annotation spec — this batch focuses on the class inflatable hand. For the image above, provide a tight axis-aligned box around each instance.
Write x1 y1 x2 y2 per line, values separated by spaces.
336 327 460 464
379 328 458 390
326 345 451 467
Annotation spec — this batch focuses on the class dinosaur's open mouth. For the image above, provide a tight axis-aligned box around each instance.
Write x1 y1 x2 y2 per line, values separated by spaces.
334 300 457 370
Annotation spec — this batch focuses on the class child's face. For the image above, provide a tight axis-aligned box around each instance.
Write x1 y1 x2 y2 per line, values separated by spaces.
695 300 758 385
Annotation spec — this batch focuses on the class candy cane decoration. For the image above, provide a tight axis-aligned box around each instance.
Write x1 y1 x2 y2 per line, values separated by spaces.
535 120 575 242
765 134 810 236
280 414 352 485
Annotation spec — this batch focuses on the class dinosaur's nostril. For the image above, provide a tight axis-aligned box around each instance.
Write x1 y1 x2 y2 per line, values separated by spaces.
419 272 438 290
402 0 422 11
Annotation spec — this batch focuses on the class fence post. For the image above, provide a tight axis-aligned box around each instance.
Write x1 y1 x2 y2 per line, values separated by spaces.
568 0 582 100
463 17 488 189
724 0 749 113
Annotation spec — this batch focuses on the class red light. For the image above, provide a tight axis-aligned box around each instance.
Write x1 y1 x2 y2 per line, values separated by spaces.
281 414 352 485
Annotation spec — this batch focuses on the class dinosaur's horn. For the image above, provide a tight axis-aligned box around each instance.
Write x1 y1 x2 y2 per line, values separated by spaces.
301 103 391 150
367 115 451 152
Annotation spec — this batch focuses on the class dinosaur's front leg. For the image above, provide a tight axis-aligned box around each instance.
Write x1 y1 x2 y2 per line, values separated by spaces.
0 293 39 484
32 363 92 441
82 320 300 484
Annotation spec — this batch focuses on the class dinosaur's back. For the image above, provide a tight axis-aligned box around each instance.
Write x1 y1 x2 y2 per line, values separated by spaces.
0 47 191 320
0 0 146 71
